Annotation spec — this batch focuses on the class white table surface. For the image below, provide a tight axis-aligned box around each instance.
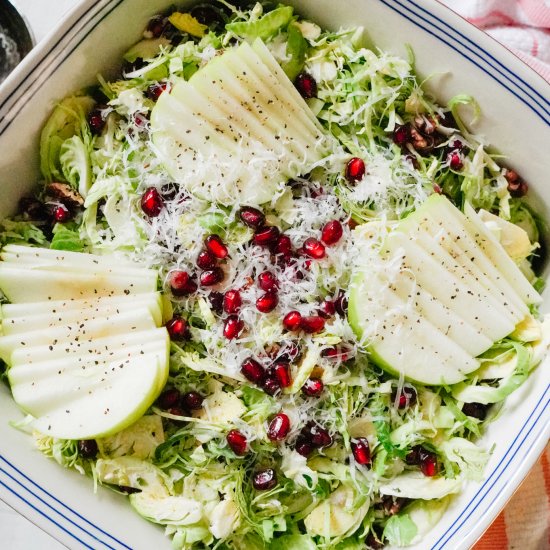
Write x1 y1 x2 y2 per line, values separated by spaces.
2 4 79 547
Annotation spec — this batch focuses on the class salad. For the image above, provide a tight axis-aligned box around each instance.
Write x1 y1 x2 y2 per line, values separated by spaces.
0 1 547 549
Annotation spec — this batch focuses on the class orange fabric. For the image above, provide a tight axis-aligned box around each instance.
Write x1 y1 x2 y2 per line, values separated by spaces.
472 445 550 549
473 511 508 550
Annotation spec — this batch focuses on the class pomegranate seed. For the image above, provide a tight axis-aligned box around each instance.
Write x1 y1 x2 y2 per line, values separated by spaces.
275 234 292 255
204 234 228 259
504 170 528 197
462 402 489 420
226 429 248 456
263 376 280 396
295 437 314 457
420 451 438 477
508 179 528 197
351 437 371 465
393 124 410 146
318 299 335 318
223 315 244 339
181 391 204 410
196 250 216 270
256 291 278 313
146 82 167 101
241 358 266 385
309 425 333 448
238 206 265 229
448 151 463 171
257 270 278 291
208 291 224 314
253 226 280 247
345 157 366 183
169 270 197 297
283 311 302 331
303 238 326 259
166 316 189 340
267 413 290 441
273 363 291 388
157 388 181 409
78 439 98 459
141 187 164 217
391 386 417 409
295 72 317 98
300 316 325 334
334 291 348 316
53 204 72 223
133 112 148 129
252 468 277 490
302 377 324 397
321 220 343 246
200 267 224 286
223 289 242 314
406 446 438 477
88 109 105 135
433 183 443 194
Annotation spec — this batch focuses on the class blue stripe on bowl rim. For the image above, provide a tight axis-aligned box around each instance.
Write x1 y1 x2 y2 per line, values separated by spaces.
0 0 548 548
389 0 549 114
0 0 125 133
432 386 550 549
0 455 131 549
0 478 95 550
379 0 550 125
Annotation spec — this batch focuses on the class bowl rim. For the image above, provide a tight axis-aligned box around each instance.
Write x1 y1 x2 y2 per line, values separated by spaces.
0 1 548 549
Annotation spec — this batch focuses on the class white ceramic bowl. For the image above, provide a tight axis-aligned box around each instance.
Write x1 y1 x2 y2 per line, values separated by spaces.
0 1 549 548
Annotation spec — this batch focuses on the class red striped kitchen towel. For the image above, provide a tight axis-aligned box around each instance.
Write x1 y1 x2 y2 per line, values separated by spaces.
473 445 550 549
438 0 550 82
436 3 550 547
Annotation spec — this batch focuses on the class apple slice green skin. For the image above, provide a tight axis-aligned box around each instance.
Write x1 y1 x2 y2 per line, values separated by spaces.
348 272 478 386
348 194 541 385
29 351 169 440
9 330 170 440
10 344 169 418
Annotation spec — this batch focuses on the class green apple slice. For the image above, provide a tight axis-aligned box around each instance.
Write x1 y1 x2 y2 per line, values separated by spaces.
1 292 162 319
407 208 530 316
388 271 493 357
26 351 168 440
0 266 157 302
349 271 479 385
10 345 168 418
349 194 540 385
8 339 169 387
384 232 516 340
0 308 158 362
150 38 328 205
10 327 169 366
1 245 140 269
1 294 163 333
